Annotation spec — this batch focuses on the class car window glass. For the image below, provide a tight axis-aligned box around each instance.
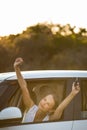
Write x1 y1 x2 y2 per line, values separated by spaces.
74 79 87 120
81 79 87 119
0 81 20 111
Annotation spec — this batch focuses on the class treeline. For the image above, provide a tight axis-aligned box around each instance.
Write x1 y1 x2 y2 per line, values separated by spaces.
0 23 87 72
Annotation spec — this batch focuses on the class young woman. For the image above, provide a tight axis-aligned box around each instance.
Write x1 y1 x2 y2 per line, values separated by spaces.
14 57 80 123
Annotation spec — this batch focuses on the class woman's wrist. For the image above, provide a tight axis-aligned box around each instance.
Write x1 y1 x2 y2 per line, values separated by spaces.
14 65 20 70
71 91 77 97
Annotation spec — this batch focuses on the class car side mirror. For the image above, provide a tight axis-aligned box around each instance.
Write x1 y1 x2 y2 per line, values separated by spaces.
0 107 22 127
0 107 22 120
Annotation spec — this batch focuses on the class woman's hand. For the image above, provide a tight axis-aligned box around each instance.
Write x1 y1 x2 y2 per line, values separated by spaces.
14 57 23 68
72 81 80 95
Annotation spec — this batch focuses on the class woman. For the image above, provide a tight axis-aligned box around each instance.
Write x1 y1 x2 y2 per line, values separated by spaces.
14 57 80 123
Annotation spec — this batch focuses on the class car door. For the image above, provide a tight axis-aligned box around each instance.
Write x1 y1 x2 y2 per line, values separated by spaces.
72 78 87 130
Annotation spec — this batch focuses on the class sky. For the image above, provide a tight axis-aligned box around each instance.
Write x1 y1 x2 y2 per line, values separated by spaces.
0 0 87 36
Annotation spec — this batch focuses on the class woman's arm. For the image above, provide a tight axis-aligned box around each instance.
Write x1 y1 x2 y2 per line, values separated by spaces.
50 82 80 120
14 58 34 109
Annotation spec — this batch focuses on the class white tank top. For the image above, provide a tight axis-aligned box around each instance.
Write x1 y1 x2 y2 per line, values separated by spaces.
23 105 49 123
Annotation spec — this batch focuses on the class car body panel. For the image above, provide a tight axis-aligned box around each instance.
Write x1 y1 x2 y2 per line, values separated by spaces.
73 120 87 130
0 121 73 130
0 70 87 82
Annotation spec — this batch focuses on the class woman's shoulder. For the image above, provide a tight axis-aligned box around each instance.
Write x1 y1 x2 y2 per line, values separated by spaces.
28 104 38 112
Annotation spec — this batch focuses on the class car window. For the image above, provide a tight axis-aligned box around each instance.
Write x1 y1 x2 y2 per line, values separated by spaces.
0 78 74 126
0 81 22 127
0 81 21 110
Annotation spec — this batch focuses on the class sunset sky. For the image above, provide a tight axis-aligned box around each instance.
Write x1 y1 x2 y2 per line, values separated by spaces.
0 0 87 36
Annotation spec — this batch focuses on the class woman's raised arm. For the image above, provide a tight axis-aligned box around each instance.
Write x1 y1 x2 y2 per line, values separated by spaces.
14 57 34 109
50 82 80 121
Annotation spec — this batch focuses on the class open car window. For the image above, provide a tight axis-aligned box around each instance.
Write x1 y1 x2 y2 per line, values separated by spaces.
0 78 74 127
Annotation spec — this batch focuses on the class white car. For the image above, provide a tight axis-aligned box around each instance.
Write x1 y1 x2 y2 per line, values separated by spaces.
0 70 87 130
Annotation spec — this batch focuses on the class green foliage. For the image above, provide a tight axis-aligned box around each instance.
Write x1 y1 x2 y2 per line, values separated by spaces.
0 23 87 72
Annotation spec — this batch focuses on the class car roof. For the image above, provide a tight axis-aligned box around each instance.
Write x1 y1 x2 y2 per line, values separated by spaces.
0 70 87 82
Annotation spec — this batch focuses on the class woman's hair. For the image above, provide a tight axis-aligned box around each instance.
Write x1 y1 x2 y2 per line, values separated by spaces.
39 85 59 109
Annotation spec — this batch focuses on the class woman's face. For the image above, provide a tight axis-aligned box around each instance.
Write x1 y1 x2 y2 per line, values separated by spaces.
38 94 55 112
